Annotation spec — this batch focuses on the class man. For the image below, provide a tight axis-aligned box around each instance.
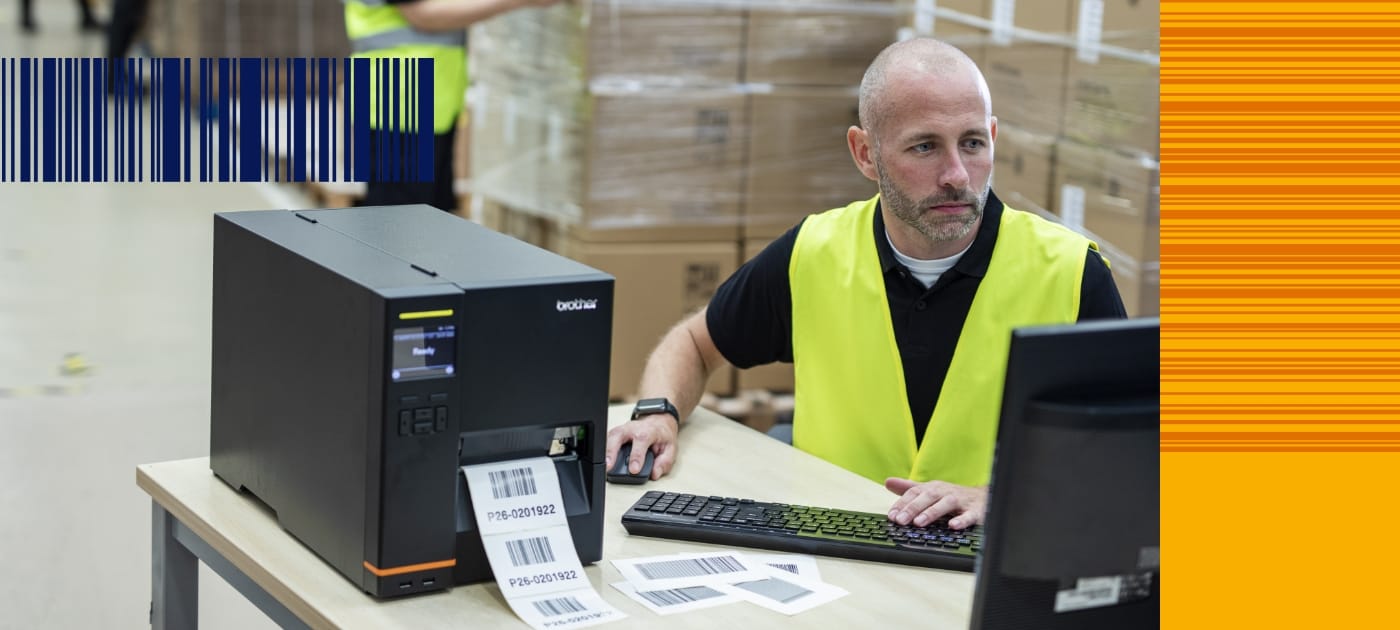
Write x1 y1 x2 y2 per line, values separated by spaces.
345 0 558 211
605 38 1125 531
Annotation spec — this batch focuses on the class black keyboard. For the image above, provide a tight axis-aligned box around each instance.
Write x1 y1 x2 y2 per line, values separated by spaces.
621 491 980 572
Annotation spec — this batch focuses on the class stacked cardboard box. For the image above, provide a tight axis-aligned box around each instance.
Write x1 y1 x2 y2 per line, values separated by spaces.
1053 139 1160 318
470 1 897 398
1059 0 1159 317
469 2 750 242
991 123 1057 214
982 0 1077 138
898 0 989 67
1063 0 1160 156
744 87 877 239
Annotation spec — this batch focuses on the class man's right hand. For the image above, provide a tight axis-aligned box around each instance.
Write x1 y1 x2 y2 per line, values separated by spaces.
605 415 679 481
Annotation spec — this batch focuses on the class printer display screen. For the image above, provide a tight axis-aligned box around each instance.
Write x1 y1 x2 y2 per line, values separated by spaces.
390 325 456 381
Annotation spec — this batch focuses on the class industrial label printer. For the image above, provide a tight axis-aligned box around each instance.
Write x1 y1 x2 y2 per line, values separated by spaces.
209 205 612 597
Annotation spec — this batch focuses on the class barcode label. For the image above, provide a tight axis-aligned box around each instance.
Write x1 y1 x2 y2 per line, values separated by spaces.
737 577 814 605
489 467 538 499
770 563 799 575
531 596 587 617
637 556 746 580
1060 184 1086 230
0 57 434 183
505 536 556 567
992 0 1016 45
637 585 725 607
1055 575 1123 612
1077 0 1106 63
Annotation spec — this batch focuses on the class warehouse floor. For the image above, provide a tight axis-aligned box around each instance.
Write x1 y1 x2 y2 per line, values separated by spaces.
1 1 295 626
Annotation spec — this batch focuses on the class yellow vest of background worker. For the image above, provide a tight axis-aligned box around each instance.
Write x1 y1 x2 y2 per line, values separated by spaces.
790 195 1095 486
344 0 467 133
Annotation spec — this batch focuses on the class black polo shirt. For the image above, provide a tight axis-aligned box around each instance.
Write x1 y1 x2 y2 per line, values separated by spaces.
706 192 1127 444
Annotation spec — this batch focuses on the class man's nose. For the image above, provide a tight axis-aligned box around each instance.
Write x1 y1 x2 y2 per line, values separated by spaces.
939 153 971 190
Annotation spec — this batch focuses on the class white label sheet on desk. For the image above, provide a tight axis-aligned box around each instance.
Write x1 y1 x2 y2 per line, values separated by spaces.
462 458 625 629
712 564 849 616
611 551 765 591
610 581 739 616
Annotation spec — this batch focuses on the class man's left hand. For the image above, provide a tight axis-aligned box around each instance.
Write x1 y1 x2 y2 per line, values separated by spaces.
884 477 986 530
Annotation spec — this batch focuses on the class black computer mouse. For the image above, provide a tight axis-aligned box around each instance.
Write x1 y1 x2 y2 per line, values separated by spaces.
607 442 654 485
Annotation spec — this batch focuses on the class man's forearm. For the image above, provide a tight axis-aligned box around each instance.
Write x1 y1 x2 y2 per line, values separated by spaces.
636 315 718 425
398 0 546 33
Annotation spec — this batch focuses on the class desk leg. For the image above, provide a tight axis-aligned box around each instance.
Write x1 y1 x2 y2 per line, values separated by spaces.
149 500 312 630
152 501 199 629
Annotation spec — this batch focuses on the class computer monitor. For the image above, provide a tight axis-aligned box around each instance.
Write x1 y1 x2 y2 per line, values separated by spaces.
970 317 1160 630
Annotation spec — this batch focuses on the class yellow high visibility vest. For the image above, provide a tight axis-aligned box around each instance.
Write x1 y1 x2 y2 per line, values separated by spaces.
344 0 466 133
790 195 1095 485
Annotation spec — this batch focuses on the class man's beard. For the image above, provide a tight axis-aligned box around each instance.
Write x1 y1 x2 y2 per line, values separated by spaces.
875 158 988 246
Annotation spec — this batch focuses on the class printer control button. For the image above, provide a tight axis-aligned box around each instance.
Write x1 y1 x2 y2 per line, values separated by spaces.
413 421 433 435
398 410 412 436
414 408 433 422
435 407 449 431
400 395 422 405
429 392 448 403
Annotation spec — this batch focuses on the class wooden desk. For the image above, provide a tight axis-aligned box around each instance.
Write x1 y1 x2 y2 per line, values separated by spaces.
138 405 974 629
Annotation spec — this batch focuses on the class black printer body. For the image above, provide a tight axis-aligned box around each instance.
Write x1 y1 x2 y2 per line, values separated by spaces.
210 205 612 597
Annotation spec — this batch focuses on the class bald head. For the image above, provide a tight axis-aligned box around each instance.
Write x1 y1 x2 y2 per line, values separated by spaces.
858 38 992 138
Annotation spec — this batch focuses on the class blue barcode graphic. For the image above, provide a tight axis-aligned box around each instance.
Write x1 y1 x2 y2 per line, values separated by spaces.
0 57 435 183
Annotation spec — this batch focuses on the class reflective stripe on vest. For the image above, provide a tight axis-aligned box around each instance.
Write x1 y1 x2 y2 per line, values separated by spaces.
351 27 466 54
789 195 1092 486
344 0 466 133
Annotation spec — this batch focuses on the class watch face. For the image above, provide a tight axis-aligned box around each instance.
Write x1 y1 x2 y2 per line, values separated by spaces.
633 398 672 419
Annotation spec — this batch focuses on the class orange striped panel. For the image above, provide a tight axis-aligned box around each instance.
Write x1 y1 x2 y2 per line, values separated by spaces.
1162 2 1400 628
1161 1 1400 450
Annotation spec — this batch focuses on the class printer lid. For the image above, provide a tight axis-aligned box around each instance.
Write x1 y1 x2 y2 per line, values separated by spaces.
302 205 612 290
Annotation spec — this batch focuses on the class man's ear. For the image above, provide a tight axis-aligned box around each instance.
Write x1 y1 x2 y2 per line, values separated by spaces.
848 126 880 182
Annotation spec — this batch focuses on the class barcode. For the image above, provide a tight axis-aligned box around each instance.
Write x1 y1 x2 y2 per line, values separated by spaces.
770 563 799 575
532 596 587 617
505 536 556 567
488 467 538 499
0 57 433 183
637 556 746 580
736 577 813 604
637 585 724 607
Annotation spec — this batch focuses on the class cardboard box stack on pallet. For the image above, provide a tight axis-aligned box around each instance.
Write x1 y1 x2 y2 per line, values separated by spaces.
899 0 1159 317
469 0 896 401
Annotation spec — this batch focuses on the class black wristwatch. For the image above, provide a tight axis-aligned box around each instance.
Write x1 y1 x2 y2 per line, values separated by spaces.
631 397 680 427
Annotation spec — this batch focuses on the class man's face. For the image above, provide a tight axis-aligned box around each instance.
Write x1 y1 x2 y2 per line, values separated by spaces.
868 69 995 249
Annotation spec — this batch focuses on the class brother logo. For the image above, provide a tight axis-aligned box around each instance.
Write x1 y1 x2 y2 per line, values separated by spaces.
556 298 598 312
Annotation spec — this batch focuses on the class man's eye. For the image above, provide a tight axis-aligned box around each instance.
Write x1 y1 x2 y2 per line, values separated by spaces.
912 143 933 154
